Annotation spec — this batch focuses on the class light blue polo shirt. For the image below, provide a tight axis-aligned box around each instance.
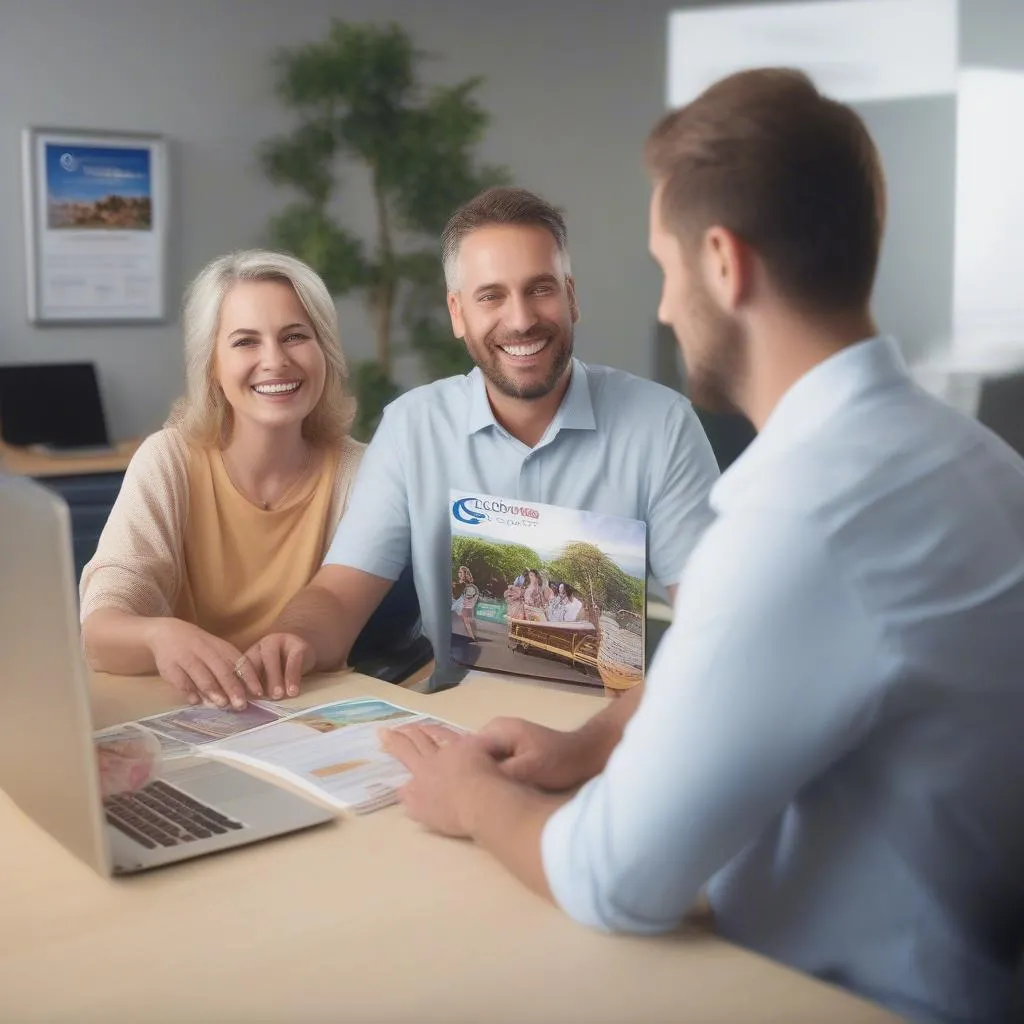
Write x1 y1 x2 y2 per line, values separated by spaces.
324 358 719 679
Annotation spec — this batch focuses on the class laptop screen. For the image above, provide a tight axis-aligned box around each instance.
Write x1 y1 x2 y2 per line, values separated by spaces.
0 363 110 449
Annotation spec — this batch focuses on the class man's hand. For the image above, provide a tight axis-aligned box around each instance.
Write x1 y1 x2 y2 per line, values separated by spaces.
380 723 503 838
146 619 261 710
382 721 565 899
476 717 592 792
243 633 316 701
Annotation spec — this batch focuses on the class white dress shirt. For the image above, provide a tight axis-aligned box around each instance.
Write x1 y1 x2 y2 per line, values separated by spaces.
542 337 1024 1024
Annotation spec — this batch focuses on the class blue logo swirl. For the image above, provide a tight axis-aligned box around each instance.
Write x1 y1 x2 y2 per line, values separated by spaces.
452 497 486 526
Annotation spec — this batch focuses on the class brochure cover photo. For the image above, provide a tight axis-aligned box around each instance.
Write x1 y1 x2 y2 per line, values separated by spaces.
449 491 646 695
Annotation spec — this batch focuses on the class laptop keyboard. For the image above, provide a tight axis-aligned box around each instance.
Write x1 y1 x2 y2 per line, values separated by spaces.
104 779 246 849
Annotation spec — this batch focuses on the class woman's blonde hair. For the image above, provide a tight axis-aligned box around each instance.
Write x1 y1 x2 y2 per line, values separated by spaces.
167 249 355 446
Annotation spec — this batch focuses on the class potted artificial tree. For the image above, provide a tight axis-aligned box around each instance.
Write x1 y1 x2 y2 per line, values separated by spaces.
260 20 508 438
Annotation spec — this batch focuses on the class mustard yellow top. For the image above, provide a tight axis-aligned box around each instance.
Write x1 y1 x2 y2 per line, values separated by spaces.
174 446 339 651
80 428 364 653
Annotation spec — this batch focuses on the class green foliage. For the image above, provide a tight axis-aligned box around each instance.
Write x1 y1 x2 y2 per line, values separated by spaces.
266 203 367 295
260 20 508 439
449 536 644 613
451 537 543 597
407 315 474 380
351 361 402 440
546 542 645 614
399 248 473 380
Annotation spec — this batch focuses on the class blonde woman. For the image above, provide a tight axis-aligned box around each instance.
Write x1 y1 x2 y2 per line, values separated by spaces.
80 250 363 709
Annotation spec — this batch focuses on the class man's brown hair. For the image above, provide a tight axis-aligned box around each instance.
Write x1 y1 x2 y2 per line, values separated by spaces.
441 186 569 288
645 68 886 312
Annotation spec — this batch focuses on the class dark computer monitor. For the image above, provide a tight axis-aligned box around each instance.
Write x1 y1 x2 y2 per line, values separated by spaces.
0 363 111 450
653 323 756 471
977 371 1024 460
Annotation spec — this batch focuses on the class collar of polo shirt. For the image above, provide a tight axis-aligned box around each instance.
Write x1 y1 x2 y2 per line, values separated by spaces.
465 357 598 441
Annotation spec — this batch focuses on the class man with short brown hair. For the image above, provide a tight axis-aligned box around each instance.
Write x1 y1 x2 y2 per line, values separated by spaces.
384 70 1024 1024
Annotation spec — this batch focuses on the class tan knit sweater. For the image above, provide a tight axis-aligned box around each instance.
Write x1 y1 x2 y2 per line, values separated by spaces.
79 427 364 650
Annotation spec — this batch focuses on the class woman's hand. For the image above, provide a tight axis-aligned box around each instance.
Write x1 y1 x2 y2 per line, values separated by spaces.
242 633 316 700
145 618 262 709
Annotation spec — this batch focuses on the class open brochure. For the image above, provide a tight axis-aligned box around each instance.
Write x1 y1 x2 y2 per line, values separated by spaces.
449 490 647 694
198 698 463 815
94 700 291 761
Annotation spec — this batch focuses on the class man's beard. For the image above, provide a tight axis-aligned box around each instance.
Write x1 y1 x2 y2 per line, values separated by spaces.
467 321 574 400
678 281 746 416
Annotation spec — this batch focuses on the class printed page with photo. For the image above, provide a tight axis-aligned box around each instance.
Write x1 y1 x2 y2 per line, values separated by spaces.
449 491 647 696
135 701 289 746
198 699 466 815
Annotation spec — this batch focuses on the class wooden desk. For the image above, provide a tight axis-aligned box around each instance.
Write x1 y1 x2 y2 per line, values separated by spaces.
0 438 139 478
0 671 899 1022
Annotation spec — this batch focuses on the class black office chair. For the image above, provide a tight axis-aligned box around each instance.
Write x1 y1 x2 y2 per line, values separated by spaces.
976 371 1024 459
348 564 433 685
693 408 757 471
652 323 756 471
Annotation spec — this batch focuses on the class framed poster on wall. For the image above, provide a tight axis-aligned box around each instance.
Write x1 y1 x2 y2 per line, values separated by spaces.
21 127 169 324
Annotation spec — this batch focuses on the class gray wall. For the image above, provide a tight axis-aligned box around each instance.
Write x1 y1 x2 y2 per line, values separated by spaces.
857 96 955 367
861 0 1024 369
0 0 1019 440
0 0 696 440
962 0 1024 71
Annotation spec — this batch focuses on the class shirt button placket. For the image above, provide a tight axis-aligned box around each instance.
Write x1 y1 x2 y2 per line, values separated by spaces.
520 453 542 504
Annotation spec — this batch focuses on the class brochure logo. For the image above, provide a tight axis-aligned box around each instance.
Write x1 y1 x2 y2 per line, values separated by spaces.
451 496 540 527
452 496 486 526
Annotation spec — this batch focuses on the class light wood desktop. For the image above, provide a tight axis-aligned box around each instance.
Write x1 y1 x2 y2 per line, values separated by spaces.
0 438 139 478
0 670 900 1022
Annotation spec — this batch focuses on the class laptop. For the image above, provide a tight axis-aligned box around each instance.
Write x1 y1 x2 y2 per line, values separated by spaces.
0 475 334 876
0 362 114 455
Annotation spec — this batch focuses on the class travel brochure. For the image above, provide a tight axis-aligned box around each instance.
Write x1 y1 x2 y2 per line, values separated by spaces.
94 698 458 816
449 491 647 695
136 701 288 747
199 699 464 814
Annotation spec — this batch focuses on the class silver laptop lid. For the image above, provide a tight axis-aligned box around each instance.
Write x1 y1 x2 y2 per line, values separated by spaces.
0 475 111 875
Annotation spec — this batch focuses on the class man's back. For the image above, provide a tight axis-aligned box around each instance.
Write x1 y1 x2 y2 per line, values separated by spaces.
709 338 1024 1022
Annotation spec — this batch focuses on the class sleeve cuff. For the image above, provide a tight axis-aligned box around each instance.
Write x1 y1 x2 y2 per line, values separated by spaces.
541 785 613 933
321 543 405 582
541 780 688 936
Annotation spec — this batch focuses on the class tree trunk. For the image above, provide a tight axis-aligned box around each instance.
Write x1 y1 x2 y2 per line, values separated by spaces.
372 167 395 378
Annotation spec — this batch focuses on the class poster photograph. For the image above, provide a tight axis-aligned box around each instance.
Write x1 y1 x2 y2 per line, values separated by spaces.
22 127 168 323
